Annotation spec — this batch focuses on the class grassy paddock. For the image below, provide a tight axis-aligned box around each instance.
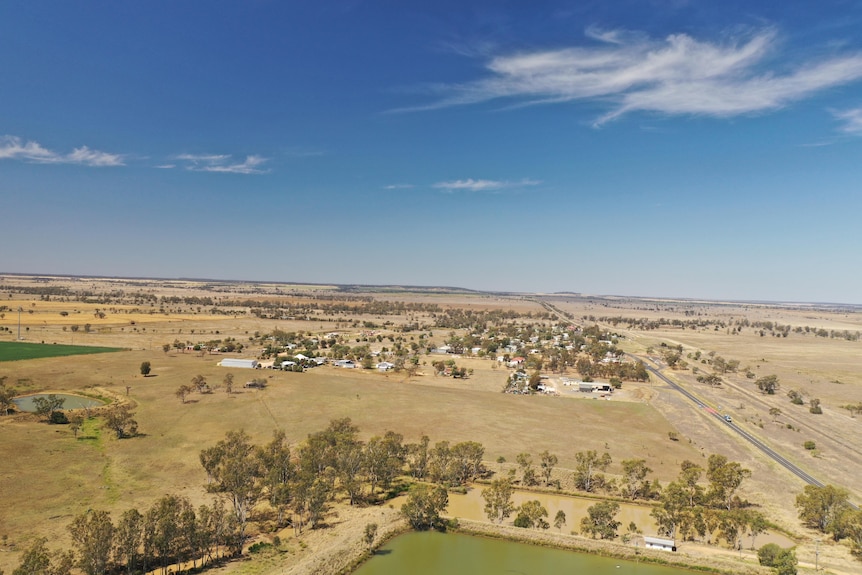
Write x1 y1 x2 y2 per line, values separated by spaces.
0 341 124 362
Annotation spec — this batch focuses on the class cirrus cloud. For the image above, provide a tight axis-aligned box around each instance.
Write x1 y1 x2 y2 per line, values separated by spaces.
396 27 862 126
174 153 269 174
833 107 862 134
0 135 124 166
433 178 540 192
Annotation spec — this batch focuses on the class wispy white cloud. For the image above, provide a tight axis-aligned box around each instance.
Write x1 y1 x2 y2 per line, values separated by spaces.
433 178 540 192
174 153 269 174
396 27 862 126
0 135 124 166
176 153 231 163
383 183 415 190
833 107 862 134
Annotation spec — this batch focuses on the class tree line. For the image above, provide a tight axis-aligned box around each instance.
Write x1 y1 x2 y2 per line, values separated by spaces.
7 419 486 575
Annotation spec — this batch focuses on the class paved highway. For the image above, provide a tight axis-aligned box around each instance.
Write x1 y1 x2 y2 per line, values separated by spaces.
535 299 852 501
643 363 828 488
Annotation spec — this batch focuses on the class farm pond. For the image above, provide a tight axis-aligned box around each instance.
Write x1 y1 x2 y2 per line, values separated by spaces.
12 393 104 412
353 531 699 575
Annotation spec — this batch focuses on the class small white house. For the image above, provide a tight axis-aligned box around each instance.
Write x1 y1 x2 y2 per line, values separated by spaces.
220 358 259 369
643 536 676 552
376 361 396 372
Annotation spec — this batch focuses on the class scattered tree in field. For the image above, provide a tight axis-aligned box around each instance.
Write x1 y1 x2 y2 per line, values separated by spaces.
809 398 822 414
539 450 558 486
580 501 621 539
0 377 17 415
513 500 549 529
554 510 567 533
842 403 862 417
223 372 234 394
68 510 114 575
696 373 723 387
401 485 448 531
69 414 84 438
481 478 515 523
573 450 612 492
804 440 816 450
661 349 682 368
33 394 66 423
769 407 782 422
175 385 193 404
787 389 804 405
364 523 378 550
191 374 208 393
162 343 170 354
516 452 537 486
103 405 137 439
795 484 852 538
139 361 151 377
621 459 653 500
755 374 779 394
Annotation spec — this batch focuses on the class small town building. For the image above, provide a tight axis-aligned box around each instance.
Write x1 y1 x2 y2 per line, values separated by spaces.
219 358 259 369
643 536 676 552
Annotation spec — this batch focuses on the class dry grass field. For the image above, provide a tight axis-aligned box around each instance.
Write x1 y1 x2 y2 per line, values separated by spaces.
2 276 862 574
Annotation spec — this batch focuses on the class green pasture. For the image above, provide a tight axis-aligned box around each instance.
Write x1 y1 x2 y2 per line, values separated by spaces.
0 341 124 362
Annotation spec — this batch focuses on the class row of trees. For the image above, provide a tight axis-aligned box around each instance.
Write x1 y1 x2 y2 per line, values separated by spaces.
480 477 629 540
509 450 657 501
10 496 237 575
9 420 485 575
198 422 487 549
650 455 764 550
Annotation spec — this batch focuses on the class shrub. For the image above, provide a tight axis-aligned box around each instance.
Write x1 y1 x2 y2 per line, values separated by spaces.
758 543 798 575
50 411 69 424
803 441 816 450
758 543 781 566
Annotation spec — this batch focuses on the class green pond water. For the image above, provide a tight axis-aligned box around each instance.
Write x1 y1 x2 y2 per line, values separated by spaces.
353 531 697 575
12 393 104 412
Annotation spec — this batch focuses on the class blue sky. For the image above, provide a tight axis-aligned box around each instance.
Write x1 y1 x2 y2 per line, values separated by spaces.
2 1 862 303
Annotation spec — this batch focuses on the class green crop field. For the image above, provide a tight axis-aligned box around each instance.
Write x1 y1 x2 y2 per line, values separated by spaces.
0 341 124 362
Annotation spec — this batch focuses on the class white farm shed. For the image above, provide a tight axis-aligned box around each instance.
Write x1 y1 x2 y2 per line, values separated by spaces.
220 358 259 369
643 536 676 552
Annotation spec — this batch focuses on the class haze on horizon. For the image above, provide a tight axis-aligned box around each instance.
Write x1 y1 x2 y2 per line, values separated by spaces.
2 1 862 304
